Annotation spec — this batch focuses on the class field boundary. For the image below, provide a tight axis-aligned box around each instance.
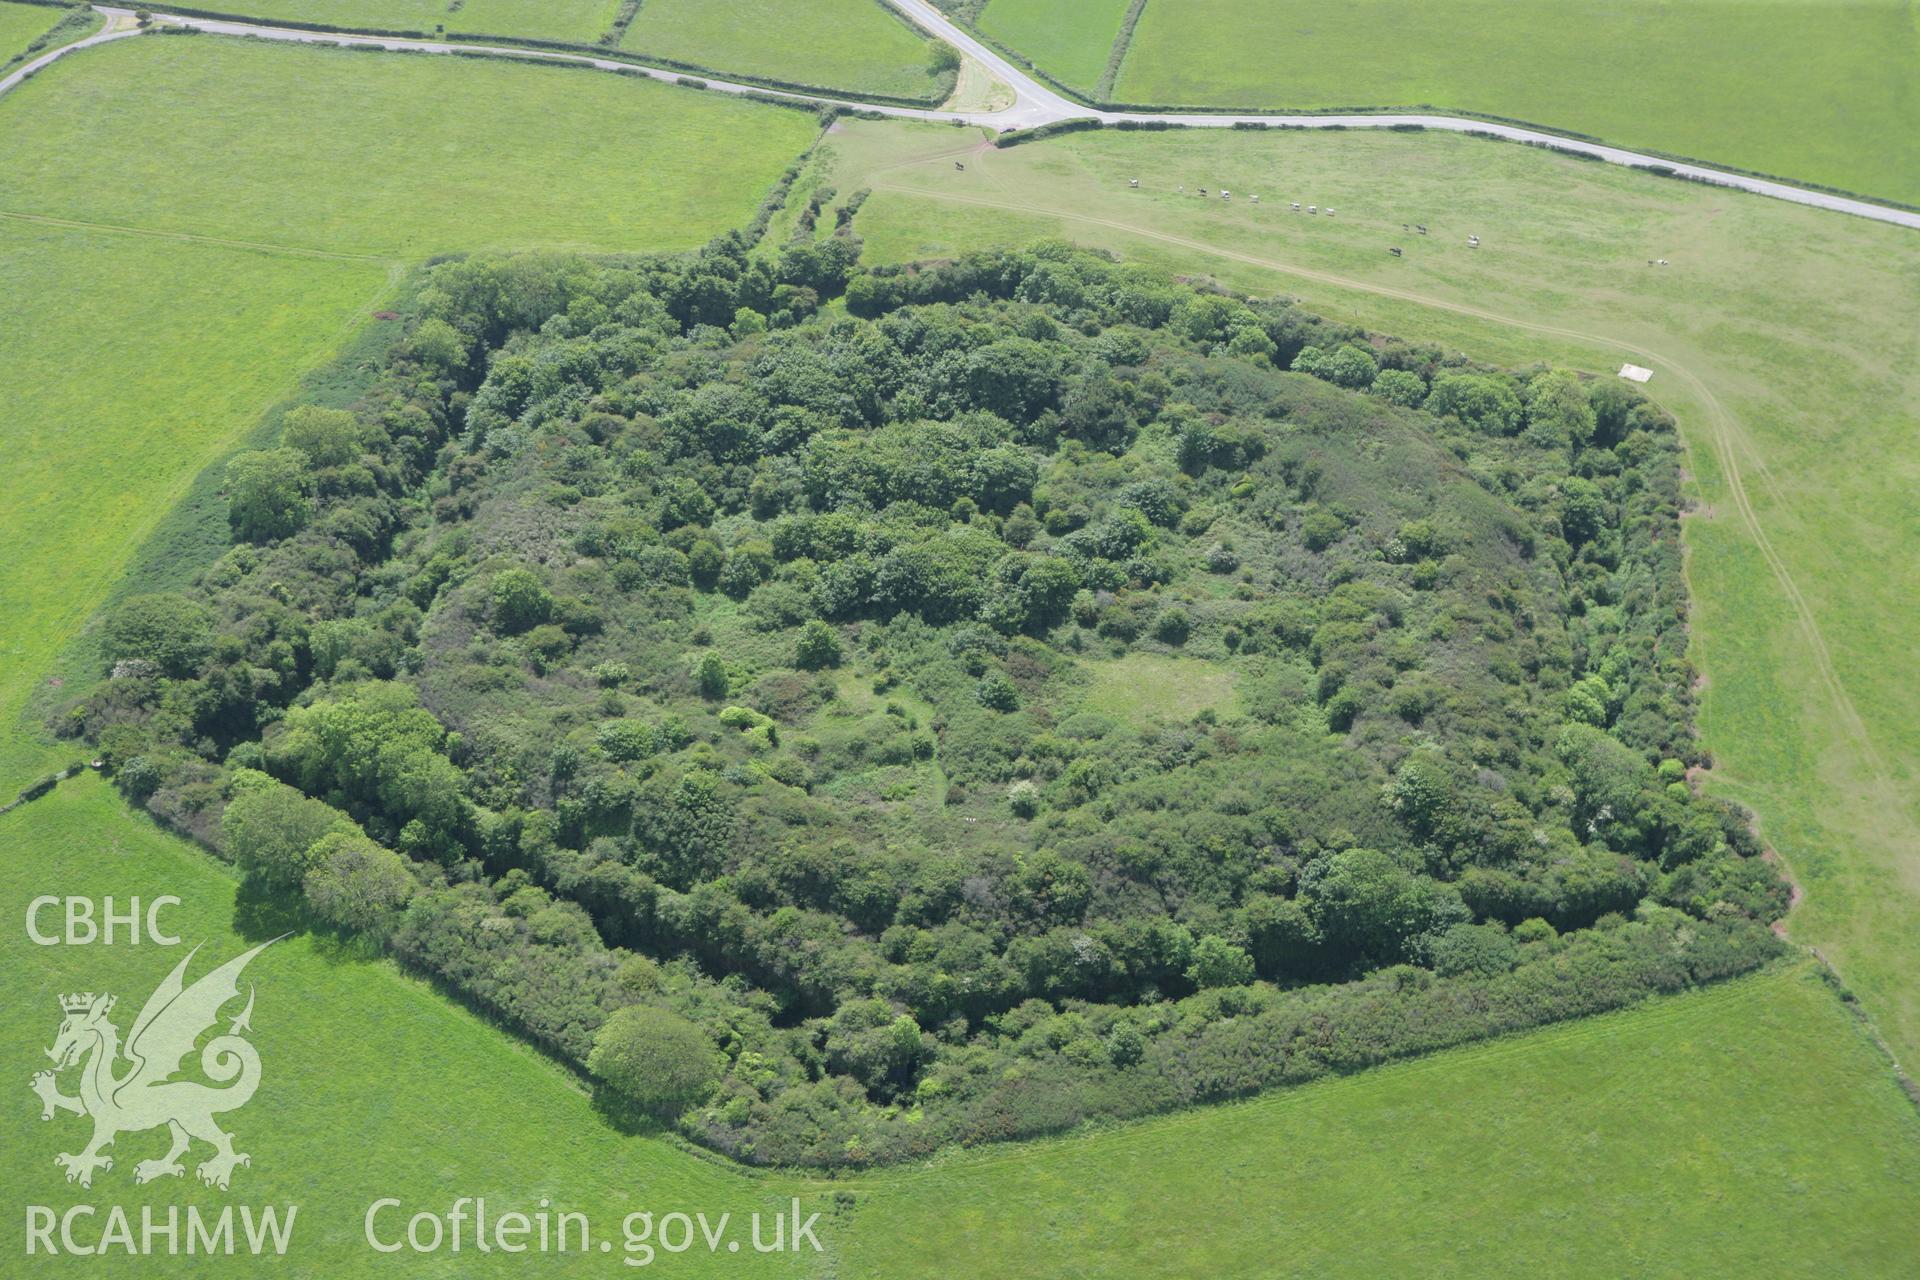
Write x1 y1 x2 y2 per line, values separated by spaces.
600 0 639 46
121 0 953 106
0 1 98 77
867 0 944 50
1088 101 1920 215
19 8 1908 231
0 13 124 95
1809 952 1920 1105
923 10 1920 215
1094 0 1146 100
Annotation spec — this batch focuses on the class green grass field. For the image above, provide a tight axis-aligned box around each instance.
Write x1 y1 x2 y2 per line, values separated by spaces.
5 27 1920 1278
840 962 1920 1277
0 0 66 62
0 35 816 782
4 780 824 1277
145 0 623 42
0 223 391 786
976 0 1131 95
9 780 1916 1276
1109 0 1920 204
622 0 937 97
1080 653 1239 722
821 119 1920 1067
0 36 819 257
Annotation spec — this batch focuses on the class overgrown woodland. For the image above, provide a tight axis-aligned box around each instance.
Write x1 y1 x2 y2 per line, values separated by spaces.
63 236 1786 1165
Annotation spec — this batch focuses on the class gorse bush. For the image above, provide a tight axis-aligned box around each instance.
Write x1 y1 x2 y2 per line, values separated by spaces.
63 236 1786 1167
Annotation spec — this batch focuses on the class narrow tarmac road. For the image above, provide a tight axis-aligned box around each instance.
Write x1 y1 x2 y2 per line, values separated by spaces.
2 4 1913 234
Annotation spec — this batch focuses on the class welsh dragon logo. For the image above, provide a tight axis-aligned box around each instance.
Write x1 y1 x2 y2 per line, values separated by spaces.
30 939 278 1191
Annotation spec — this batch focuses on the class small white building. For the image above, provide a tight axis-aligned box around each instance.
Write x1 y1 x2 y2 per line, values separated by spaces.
1618 364 1654 384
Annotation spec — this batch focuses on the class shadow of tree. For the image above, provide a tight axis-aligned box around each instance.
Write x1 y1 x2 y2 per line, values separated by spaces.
232 876 308 943
590 1081 671 1138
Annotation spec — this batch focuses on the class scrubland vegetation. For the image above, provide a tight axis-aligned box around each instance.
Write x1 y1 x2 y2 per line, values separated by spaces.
830 119 1920 1064
4 18 1916 1276
61 237 1788 1164
0 34 816 782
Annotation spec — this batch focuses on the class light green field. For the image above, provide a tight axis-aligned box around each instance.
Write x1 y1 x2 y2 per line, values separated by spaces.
842 961 1920 1277
0 223 391 785
0 0 65 61
622 0 937 97
0 35 816 782
822 119 1920 1066
149 0 623 42
10 781 1916 1276
976 0 1131 95
1110 0 1920 204
5 30 1920 1278
1081 653 1238 722
0 36 819 257
4 780 821 1277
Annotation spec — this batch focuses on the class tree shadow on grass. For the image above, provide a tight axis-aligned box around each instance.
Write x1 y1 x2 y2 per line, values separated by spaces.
230 876 383 965
232 875 309 943
590 1081 673 1139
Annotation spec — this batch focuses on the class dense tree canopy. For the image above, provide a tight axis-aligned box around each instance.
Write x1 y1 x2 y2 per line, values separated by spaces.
66 239 1785 1168
226 447 312 543
588 1006 721 1117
